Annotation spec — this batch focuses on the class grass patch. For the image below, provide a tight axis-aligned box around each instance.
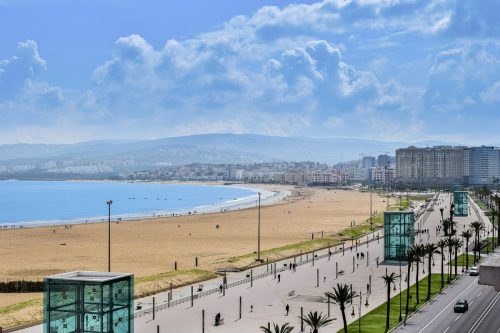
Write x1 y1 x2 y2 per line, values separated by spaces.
342 274 451 333
408 194 433 201
0 298 42 316
228 238 341 265
470 194 491 213
135 268 216 284
448 254 475 267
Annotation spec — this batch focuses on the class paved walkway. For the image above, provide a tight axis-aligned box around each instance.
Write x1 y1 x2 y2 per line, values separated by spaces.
16 192 490 333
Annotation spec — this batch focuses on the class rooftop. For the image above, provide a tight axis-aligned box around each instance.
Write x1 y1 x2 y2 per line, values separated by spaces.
46 271 132 283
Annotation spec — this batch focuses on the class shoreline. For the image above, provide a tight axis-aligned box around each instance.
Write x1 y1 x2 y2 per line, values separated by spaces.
0 180 289 229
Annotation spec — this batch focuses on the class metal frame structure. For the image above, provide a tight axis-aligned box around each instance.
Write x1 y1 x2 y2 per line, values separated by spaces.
454 191 468 217
383 211 415 262
44 271 134 333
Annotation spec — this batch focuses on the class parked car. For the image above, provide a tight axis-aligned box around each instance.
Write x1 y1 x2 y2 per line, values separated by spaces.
470 266 479 276
454 299 469 313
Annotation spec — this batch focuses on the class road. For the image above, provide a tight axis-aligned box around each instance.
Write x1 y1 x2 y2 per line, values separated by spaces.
398 273 500 333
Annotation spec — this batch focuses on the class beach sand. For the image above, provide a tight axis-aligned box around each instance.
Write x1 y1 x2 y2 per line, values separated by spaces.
0 186 387 281
0 186 389 328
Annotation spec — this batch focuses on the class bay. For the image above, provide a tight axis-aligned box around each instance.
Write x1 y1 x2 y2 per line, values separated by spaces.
0 180 258 226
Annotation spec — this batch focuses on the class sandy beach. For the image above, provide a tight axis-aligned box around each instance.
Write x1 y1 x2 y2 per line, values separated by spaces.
0 185 388 328
0 185 387 282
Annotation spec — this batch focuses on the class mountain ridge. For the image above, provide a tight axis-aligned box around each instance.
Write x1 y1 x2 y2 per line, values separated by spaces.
0 134 460 175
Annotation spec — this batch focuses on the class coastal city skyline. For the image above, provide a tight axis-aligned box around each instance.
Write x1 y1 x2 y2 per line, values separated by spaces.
1 0 499 145
2 1 500 333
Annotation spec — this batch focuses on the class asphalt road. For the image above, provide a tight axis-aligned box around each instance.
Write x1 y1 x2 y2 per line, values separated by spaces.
398 273 500 333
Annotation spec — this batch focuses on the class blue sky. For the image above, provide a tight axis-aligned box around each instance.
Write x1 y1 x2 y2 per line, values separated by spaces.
0 0 499 144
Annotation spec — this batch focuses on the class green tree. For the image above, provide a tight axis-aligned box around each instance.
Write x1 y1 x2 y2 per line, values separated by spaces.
452 238 463 277
412 244 425 304
444 237 454 282
470 221 484 264
381 272 399 332
461 230 473 271
260 323 294 333
437 239 447 289
325 283 358 333
300 311 333 333
424 243 440 300
404 247 417 323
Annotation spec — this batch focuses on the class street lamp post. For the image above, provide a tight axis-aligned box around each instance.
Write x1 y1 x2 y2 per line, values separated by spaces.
370 182 373 231
257 192 261 262
106 200 113 272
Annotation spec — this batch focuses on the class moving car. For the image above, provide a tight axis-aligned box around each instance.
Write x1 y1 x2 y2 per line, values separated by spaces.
454 299 469 313
470 266 479 276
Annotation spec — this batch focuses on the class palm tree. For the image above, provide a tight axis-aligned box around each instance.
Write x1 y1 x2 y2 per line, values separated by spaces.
470 221 484 264
494 197 500 247
444 237 454 282
412 244 425 304
461 230 473 271
442 218 452 237
424 243 439 300
260 323 294 333
452 238 463 277
325 283 358 333
300 311 333 333
404 247 417 323
381 272 399 332
437 239 446 289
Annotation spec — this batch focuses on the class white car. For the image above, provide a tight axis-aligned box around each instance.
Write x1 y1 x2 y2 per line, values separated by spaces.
469 266 479 276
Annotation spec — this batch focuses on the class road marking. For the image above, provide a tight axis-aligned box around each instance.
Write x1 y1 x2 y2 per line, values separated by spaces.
467 293 500 333
476 292 481 298
455 314 462 321
443 327 450 333
418 277 478 333
470 300 474 305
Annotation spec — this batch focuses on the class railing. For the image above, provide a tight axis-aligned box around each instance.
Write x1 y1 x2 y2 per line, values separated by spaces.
133 235 379 319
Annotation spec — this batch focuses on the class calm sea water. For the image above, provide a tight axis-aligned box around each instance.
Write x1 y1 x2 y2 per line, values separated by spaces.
0 181 257 226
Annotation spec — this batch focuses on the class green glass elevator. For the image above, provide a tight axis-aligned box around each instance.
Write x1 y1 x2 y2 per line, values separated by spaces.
383 211 415 262
454 191 468 217
44 271 134 333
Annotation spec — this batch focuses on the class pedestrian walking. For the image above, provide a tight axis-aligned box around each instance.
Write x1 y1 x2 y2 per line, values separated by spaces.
277 274 281 283
285 304 290 316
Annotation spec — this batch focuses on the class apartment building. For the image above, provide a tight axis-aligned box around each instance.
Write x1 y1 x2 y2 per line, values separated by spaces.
396 146 500 186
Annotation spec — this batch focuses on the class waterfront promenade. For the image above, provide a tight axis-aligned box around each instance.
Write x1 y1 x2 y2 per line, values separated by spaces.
17 193 489 333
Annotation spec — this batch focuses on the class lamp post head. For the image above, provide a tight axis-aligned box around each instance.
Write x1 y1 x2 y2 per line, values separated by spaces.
107 200 113 205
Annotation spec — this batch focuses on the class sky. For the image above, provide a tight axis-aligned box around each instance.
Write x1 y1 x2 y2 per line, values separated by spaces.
0 0 499 145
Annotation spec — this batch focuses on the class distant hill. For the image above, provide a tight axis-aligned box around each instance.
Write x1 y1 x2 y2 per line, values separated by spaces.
0 134 455 176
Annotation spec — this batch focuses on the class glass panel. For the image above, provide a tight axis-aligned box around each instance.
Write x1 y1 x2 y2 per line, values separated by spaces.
454 191 469 217
384 212 415 261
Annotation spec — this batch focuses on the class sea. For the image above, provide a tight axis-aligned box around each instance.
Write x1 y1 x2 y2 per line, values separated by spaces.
0 180 260 227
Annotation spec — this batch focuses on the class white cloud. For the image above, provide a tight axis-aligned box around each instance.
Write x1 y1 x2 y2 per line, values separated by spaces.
480 81 500 104
1 0 499 144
